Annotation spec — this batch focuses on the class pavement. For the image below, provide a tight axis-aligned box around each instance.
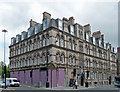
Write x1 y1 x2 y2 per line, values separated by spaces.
19 84 110 90
0 84 117 91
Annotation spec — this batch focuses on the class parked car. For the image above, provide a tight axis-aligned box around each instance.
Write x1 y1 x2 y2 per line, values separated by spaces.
0 78 20 87
0 80 7 88
6 78 20 87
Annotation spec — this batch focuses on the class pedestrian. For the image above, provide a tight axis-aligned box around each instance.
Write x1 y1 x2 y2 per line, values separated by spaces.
75 80 78 89
73 79 75 89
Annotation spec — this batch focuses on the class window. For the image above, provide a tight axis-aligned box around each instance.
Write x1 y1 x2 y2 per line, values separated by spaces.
69 56 72 64
43 54 45 64
30 58 32 65
37 56 41 65
34 57 37 65
72 41 75 50
18 61 20 67
61 37 64 47
16 49 17 55
73 56 75 65
43 37 46 46
56 36 59 46
61 54 64 64
69 40 72 49
26 58 29 66
20 61 22 67
46 36 50 46
43 19 47 30
56 53 60 63
47 54 50 63
21 48 23 54
70 25 74 35
30 44 32 51
86 33 89 42
34 40 37 49
58 19 63 30
37 40 41 48
27 45 30 52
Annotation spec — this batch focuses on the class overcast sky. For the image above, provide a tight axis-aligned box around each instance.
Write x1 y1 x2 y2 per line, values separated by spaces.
0 0 118 65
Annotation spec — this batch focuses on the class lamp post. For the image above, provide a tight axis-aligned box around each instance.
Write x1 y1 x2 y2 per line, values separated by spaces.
46 50 49 88
2 29 8 89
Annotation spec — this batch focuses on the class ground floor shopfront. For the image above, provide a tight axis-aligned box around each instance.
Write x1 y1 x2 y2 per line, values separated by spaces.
10 68 115 87
10 68 65 87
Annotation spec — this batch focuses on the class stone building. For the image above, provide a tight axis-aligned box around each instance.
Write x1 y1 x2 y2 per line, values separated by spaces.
9 12 117 87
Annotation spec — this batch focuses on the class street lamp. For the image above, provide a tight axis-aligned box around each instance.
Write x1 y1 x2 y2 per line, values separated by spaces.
2 29 8 89
46 50 49 88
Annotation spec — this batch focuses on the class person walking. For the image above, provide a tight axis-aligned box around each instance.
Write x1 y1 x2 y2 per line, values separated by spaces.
75 80 78 89
73 79 75 89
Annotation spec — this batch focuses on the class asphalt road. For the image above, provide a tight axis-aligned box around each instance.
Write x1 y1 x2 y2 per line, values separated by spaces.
1 85 120 92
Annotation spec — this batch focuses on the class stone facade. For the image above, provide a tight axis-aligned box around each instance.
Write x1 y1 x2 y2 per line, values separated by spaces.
9 12 117 87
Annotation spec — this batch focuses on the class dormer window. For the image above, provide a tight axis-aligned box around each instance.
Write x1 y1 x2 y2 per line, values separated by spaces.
43 19 47 30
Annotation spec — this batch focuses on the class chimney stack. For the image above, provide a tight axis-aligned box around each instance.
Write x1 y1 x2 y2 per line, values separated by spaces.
68 16 75 24
92 30 101 39
43 12 51 19
30 19 37 27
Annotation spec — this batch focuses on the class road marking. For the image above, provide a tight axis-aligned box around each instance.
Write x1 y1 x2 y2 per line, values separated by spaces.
2 89 15 90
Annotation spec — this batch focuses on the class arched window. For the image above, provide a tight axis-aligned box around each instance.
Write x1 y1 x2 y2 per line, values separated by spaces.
37 55 41 65
47 53 50 63
56 53 60 63
30 57 32 65
20 60 22 67
69 39 72 49
18 47 20 54
24 46 26 53
20 45 23 54
43 36 46 47
42 54 46 64
72 41 75 50
34 40 37 49
61 36 64 47
30 41 32 51
73 56 75 65
46 35 50 46
37 39 41 48
61 54 64 64
34 56 37 65
23 59 26 67
16 47 18 55
69 56 72 64
56 35 60 46
27 58 29 66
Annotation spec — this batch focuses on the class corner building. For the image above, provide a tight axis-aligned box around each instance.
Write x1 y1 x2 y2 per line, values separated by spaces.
9 12 117 87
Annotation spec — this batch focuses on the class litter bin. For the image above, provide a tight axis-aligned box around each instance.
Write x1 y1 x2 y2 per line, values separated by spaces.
46 81 49 88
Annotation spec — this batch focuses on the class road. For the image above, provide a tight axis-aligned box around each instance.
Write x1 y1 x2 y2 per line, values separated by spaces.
0 85 120 92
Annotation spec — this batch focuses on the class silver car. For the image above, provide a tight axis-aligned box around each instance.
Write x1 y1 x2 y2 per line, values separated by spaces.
0 80 7 88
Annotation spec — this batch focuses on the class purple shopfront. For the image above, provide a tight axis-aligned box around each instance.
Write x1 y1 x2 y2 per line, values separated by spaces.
10 68 65 87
